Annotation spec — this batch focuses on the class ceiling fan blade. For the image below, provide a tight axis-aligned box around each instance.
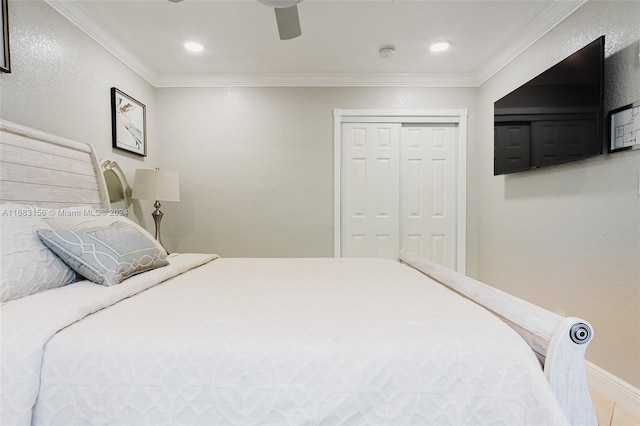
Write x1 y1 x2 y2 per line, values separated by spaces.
274 5 301 40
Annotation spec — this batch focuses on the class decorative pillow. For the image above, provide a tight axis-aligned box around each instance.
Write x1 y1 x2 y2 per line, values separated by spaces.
37 222 169 287
44 214 167 256
0 204 78 303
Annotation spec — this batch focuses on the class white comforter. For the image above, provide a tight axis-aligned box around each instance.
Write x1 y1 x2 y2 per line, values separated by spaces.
2 255 569 425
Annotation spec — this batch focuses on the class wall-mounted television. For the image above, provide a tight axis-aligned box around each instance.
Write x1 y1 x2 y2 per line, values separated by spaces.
494 36 605 175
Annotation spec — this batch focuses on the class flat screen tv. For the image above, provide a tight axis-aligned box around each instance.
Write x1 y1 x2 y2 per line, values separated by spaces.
494 36 605 175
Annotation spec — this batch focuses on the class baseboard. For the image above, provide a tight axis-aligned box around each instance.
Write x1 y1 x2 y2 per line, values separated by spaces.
586 361 640 417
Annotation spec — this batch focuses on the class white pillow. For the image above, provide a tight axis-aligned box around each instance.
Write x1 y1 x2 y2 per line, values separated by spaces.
0 204 78 303
44 212 167 256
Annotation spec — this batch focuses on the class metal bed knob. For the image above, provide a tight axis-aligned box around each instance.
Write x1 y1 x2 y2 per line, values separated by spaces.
570 323 592 344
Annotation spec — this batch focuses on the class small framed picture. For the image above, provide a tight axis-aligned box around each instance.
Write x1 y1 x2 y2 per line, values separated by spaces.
1 0 10 73
111 88 147 156
608 101 639 153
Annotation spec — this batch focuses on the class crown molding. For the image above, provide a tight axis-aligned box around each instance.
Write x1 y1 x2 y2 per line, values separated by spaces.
46 0 586 88
153 72 479 88
45 0 159 86
475 0 588 85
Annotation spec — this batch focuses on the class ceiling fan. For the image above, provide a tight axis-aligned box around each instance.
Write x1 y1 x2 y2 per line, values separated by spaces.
258 0 303 40
168 0 303 41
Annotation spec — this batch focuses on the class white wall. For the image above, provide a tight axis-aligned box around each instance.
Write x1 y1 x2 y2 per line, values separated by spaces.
477 1 640 388
0 0 158 228
156 87 479 261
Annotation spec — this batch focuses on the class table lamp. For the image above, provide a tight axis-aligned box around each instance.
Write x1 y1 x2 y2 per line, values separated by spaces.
132 168 180 251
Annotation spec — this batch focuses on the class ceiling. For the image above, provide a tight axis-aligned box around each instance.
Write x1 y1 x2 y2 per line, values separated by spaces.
46 0 587 87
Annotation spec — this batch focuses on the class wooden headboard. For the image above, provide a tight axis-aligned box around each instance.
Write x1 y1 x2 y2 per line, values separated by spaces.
0 120 110 210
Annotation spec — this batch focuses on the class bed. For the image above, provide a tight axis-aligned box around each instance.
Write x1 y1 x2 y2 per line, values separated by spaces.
0 119 596 425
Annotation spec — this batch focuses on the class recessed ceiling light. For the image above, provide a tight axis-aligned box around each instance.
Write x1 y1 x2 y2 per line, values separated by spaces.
430 41 451 53
184 42 204 53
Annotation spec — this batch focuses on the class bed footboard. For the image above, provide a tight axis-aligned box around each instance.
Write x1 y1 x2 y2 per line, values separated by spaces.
398 249 596 426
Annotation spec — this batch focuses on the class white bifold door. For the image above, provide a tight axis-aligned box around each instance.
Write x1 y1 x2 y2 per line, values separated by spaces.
341 122 458 268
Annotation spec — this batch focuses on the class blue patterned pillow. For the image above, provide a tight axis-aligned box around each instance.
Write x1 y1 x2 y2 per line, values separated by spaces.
37 222 168 286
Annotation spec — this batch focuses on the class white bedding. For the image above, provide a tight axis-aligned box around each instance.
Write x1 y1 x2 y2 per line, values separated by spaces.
2 255 569 425
1 253 217 426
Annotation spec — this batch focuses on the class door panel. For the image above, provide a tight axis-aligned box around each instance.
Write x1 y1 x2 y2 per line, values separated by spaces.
341 123 400 258
400 125 457 268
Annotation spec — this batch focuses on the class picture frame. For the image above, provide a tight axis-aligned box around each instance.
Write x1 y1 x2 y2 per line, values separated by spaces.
608 101 639 153
1 0 10 73
111 87 147 156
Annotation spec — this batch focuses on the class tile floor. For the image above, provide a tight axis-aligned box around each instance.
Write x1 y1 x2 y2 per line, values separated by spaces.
590 387 640 426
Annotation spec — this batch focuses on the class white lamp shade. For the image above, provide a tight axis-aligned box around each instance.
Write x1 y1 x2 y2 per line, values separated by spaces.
132 169 180 202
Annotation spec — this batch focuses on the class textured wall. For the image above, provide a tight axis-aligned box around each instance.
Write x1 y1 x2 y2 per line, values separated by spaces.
0 1 158 228
477 1 640 387
156 87 479 263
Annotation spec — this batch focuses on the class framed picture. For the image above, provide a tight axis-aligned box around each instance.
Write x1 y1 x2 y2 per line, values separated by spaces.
111 87 147 156
608 101 639 153
1 0 10 73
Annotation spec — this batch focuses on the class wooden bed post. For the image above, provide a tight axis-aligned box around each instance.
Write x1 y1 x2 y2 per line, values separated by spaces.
545 317 597 425
398 249 597 426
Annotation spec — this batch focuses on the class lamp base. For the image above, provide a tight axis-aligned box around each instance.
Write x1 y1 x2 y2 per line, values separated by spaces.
152 200 168 253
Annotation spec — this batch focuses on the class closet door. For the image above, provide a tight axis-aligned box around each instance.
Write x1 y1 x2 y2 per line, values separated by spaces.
341 123 401 258
400 124 457 268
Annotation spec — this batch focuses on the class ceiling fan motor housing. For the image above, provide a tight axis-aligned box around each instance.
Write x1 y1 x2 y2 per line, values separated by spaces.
258 0 302 8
